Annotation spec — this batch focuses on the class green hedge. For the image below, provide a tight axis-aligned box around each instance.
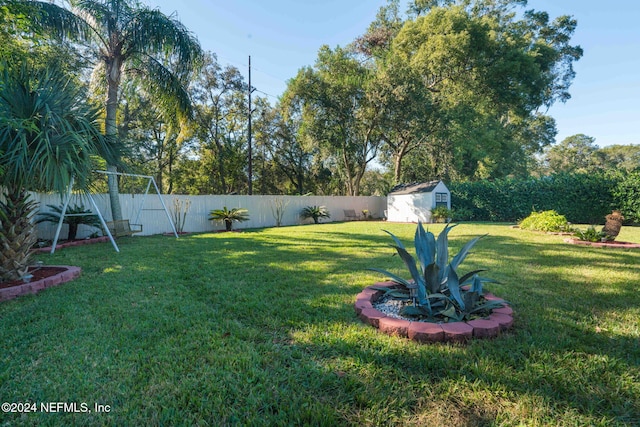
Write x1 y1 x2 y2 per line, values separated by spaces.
613 171 640 223
449 173 622 224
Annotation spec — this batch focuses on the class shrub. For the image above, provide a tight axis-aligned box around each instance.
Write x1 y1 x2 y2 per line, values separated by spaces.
449 173 617 223
519 210 572 233
370 222 507 322
300 206 330 224
431 206 453 223
573 226 609 243
171 198 191 233
613 171 640 223
208 207 249 231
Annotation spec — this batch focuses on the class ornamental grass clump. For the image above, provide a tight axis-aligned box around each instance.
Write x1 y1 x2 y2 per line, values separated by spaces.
370 222 508 322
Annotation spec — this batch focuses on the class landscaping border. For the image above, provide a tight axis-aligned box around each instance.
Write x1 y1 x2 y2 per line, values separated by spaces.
563 238 640 249
33 236 110 253
355 281 513 343
0 266 82 302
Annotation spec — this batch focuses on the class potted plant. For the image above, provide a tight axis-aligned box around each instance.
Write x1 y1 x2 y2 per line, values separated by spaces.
209 207 249 231
431 206 453 223
602 210 624 241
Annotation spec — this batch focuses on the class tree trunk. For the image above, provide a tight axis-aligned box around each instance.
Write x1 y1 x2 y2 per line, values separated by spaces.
106 58 123 221
0 190 38 282
68 223 78 241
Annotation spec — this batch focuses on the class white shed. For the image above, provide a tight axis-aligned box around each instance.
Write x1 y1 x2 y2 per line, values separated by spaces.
386 181 451 223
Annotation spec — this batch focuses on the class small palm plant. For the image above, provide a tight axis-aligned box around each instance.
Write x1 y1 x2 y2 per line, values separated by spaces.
300 206 330 224
36 204 101 241
370 222 508 322
209 207 250 231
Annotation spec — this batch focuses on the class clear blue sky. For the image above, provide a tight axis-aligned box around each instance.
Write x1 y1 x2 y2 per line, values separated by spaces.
145 0 639 148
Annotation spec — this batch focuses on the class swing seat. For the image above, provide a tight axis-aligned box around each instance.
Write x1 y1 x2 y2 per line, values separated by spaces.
105 219 142 237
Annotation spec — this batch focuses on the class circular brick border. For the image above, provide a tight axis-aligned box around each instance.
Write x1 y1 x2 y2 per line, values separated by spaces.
0 266 82 302
564 238 640 249
355 281 513 343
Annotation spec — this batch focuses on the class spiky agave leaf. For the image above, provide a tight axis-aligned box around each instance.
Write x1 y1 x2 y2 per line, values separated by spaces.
389 244 430 311
436 223 457 282
424 262 440 294
383 229 408 252
414 221 435 271
458 269 487 286
367 268 416 290
450 234 486 271
445 265 465 310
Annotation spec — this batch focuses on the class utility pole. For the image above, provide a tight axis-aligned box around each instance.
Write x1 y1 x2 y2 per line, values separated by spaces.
247 55 256 195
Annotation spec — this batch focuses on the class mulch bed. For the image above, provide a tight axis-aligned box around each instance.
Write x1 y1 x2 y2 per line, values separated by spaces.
0 266 81 302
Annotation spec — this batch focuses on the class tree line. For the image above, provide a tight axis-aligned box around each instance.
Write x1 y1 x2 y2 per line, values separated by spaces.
3 0 638 204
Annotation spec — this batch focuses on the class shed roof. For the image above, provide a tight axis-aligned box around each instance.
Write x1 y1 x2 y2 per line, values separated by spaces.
389 180 443 195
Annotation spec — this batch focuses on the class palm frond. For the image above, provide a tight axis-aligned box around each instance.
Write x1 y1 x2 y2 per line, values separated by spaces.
122 7 203 76
19 0 95 42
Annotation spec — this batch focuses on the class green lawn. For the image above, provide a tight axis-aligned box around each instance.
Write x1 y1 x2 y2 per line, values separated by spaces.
1 222 639 426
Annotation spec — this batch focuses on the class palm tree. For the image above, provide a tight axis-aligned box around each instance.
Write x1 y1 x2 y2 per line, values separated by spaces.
300 206 331 224
208 207 250 231
36 204 102 241
0 63 110 282
11 0 203 220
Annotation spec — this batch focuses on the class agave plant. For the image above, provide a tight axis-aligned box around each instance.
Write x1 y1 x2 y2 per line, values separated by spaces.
300 206 330 224
370 222 507 322
209 207 250 231
36 204 102 241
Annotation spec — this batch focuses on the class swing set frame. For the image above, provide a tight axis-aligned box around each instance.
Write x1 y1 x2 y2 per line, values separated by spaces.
50 171 179 254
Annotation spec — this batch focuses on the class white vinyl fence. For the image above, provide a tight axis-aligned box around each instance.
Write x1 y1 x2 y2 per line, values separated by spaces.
33 192 387 240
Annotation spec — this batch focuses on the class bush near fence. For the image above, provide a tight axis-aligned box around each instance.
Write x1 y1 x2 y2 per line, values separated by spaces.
449 172 630 224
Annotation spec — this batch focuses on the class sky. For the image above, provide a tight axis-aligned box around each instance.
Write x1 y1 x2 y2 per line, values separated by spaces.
144 0 640 148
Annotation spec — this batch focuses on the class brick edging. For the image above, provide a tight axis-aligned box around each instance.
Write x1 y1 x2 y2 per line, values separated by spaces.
355 281 513 343
0 266 82 302
563 238 640 249
33 236 110 253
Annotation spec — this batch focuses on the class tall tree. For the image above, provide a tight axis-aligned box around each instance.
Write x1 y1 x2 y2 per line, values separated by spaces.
288 46 383 196
10 0 202 219
260 91 316 195
598 144 640 172
189 53 250 194
0 63 112 281
382 0 580 181
543 134 599 174
117 83 186 193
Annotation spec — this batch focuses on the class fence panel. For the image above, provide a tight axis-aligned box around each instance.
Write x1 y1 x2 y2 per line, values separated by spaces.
33 193 387 239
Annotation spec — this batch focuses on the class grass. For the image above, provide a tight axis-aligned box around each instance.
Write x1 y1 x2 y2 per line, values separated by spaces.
1 222 639 426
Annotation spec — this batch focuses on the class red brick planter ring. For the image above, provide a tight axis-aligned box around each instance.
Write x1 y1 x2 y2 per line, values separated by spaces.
0 266 81 302
564 238 640 249
355 281 514 344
